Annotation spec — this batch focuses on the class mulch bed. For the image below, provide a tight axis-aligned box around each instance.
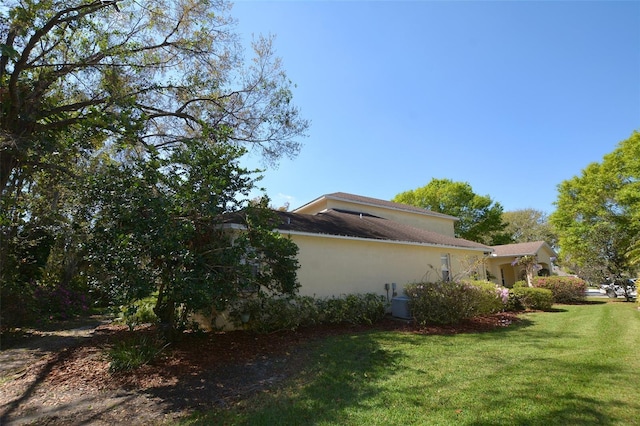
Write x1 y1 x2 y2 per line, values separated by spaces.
0 312 520 425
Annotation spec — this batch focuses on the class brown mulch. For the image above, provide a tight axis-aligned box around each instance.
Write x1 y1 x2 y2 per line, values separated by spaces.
0 312 521 425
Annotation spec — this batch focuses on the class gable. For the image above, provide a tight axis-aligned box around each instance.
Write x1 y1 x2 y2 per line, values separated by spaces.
293 192 457 236
273 209 489 252
491 241 557 259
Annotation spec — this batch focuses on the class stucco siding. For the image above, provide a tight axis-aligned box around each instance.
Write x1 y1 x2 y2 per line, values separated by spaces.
288 233 483 298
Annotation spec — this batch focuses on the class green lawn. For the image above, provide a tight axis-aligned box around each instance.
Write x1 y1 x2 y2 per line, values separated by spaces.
183 300 640 425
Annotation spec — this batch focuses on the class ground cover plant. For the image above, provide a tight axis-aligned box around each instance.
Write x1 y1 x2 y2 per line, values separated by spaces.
185 300 640 425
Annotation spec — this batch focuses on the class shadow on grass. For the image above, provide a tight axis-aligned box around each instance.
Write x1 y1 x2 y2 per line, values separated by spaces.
173 318 540 425
176 331 408 425
546 307 568 313
578 299 609 305
463 356 639 425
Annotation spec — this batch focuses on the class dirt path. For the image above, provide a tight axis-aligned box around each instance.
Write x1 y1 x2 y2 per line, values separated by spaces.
1 322 101 380
0 316 314 425
0 318 176 426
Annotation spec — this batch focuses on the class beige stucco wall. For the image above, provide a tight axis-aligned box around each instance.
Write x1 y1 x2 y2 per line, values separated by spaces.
535 248 555 272
486 245 556 287
295 198 456 236
288 232 485 298
487 261 517 287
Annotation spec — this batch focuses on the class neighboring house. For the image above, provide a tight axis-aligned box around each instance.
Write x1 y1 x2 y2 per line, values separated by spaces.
252 192 492 299
486 241 557 287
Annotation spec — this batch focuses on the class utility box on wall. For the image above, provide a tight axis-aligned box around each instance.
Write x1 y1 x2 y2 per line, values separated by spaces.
391 296 411 320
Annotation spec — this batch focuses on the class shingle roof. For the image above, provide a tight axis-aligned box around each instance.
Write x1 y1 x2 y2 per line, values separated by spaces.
271 209 489 251
491 241 555 257
296 192 459 221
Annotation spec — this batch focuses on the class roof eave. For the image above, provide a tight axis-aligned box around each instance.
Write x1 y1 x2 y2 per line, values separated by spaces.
278 229 491 253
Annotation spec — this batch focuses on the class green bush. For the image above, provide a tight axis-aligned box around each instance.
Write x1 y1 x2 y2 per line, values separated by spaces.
107 335 166 373
405 281 481 325
533 276 587 303
462 280 509 315
405 281 509 326
230 293 386 333
231 295 319 333
116 294 159 331
510 287 553 311
513 280 528 289
317 293 386 325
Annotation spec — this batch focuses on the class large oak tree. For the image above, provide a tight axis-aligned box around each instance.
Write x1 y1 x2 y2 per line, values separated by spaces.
0 0 308 327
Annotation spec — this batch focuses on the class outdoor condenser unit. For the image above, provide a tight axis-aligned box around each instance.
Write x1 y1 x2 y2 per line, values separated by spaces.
391 296 411 320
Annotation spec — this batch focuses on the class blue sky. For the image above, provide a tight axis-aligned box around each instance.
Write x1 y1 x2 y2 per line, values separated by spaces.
232 1 639 214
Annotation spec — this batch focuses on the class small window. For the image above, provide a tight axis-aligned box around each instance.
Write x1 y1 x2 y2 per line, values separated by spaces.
239 253 260 294
441 253 451 282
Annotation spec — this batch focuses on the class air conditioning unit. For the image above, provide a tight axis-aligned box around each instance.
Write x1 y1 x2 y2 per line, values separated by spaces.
391 296 411 320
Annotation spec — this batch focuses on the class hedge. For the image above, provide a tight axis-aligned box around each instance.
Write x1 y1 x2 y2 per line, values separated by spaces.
533 276 587 303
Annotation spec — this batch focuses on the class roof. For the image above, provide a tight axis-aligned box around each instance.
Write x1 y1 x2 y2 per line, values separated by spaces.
247 209 490 251
294 192 459 221
491 241 556 257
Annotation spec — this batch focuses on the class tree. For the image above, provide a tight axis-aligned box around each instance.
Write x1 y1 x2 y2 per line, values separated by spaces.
550 131 640 290
1 0 308 191
511 255 539 287
83 138 299 334
0 0 308 326
393 178 510 245
502 208 558 247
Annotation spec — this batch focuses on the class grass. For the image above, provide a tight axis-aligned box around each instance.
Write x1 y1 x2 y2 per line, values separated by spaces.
182 299 640 425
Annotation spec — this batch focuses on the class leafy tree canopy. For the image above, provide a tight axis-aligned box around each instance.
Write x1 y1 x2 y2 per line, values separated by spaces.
502 208 558 247
0 0 307 328
83 140 299 333
1 0 308 192
393 178 510 245
550 131 640 285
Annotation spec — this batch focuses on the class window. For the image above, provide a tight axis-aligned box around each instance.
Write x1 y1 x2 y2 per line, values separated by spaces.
239 252 261 294
441 253 451 282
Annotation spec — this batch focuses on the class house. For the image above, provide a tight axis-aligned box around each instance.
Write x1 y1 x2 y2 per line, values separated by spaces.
486 241 557 287
263 192 493 299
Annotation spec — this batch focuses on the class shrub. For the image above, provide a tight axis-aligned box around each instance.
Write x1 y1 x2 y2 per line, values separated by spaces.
513 280 528 289
405 281 480 325
462 280 509 315
533 276 587 303
230 293 386 333
0 281 39 326
116 295 159 331
107 335 166 373
505 292 525 312
231 296 318 333
318 293 386 325
510 287 553 311
35 284 90 320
